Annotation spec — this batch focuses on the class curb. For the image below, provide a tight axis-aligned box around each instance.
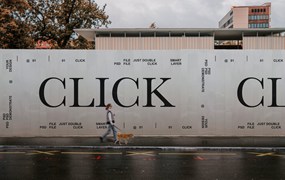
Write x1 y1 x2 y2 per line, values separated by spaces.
1 145 285 151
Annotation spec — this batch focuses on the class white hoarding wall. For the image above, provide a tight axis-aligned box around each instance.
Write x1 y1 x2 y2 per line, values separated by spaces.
0 50 285 137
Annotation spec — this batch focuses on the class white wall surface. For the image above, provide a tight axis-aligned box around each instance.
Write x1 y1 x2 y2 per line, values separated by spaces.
1 50 285 137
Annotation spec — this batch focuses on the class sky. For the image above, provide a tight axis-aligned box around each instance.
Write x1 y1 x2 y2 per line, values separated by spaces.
95 0 285 28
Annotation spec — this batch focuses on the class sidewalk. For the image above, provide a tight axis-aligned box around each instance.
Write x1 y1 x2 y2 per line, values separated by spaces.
1 136 285 150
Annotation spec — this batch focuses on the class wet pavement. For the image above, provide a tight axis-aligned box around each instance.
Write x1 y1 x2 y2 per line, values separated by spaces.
1 136 285 150
1 137 285 179
1 148 285 180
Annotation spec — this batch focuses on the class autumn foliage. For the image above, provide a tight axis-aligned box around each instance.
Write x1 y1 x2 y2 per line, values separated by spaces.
0 0 110 49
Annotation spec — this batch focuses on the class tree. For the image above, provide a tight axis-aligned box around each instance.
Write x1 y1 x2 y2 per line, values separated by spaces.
66 35 95 49
0 0 110 49
0 0 34 48
26 0 110 49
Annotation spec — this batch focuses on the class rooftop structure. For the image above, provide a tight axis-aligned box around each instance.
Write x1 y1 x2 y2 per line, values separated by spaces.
219 2 271 29
75 28 285 50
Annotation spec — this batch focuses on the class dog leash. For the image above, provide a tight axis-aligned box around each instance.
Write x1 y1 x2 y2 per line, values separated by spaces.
113 125 122 131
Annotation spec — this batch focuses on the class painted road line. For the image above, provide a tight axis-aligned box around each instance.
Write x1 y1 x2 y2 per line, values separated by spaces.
62 152 122 155
26 150 59 156
126 151 156 156
159 152 237 156
194 156 206 160
248 152 285 157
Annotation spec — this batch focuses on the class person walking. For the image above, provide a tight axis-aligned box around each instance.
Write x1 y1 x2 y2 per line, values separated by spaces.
100 103 118 143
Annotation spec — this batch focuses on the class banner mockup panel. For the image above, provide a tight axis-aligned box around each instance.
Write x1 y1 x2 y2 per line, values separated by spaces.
0 50 284 136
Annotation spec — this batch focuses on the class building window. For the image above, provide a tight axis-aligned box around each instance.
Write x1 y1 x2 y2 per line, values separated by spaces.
249 9 268 15
249 15 270 20
264 15 268 19
249 23 269 29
